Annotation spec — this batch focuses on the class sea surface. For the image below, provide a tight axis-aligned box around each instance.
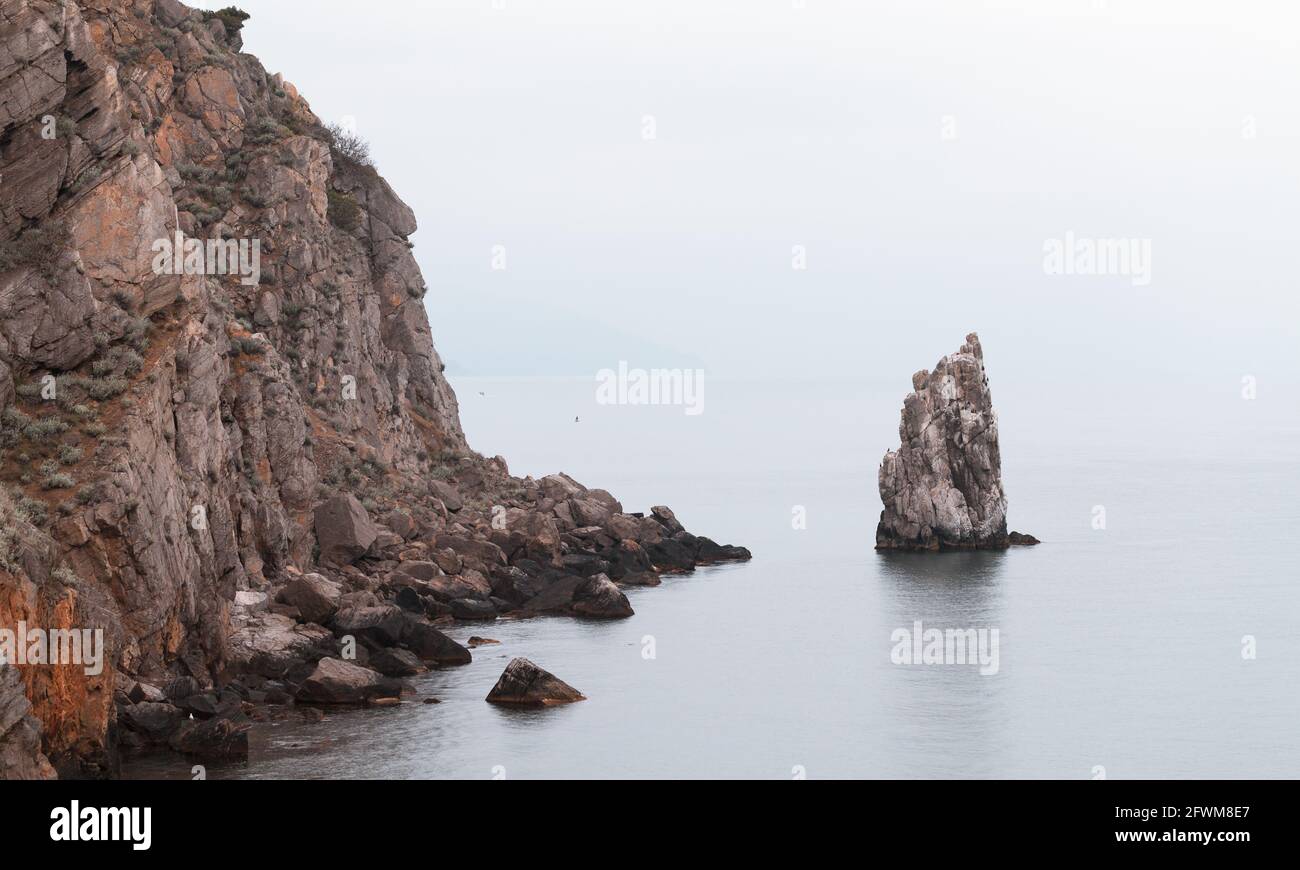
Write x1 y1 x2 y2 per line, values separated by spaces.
124 374 1300 779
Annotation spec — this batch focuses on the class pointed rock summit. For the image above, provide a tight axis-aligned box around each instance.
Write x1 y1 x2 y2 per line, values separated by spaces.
876 333 1036 550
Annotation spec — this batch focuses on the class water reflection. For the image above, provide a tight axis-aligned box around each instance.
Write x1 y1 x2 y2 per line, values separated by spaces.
874 550 1009 778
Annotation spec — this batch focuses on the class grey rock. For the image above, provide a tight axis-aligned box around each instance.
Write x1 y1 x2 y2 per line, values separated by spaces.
571 573 634 619
485 658 585 706
295 657 400 705
876 333 1020 550
280 573 343 625
314 495 378 564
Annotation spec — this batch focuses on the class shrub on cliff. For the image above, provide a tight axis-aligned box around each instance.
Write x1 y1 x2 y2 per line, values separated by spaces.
325 123 373 168
328 190 361 231
0 222 68 280
205 6 250 37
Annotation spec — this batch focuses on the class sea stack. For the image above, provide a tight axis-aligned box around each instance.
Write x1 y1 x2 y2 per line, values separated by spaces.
876 333 1036 550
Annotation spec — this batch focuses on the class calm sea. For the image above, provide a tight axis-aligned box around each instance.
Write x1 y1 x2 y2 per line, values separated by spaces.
124 373 1300 779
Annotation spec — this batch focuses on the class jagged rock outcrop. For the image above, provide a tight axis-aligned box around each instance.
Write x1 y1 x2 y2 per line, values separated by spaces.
876 333 1034 550
0 0 749 779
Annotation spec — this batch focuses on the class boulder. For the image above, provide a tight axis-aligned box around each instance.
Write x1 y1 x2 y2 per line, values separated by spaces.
426 570 492 602
431 548 462 575
645 538 697 573
567 497 613 527
539 473 585 502
393 587 424 613
163 676 204 700
650 505 685 535
314 495 378 564
126 682 166 704
695 538 753 563
330 605 406 648
519 574 585 615
369 647 428 677
571 574 634 619
168 714 251 761
489 566 546 606
607 539 653 579
428 480 463 511
295 657 401 705
229 612 336 678
449 598 498 621
394 561 441 582
386 510 416 539
233 590 269 614
435 534 506 571
401 616 472 665
119 702 185 744
280 573 343 625
485 658 586 706
561 552 609 577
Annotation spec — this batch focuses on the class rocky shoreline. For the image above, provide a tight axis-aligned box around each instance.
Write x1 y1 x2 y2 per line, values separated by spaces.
0 0 746 779
115 470 750 767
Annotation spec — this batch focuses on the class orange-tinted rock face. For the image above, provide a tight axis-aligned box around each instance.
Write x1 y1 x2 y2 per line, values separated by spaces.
0 0 466 777
1 494 112 778
1 0 747 781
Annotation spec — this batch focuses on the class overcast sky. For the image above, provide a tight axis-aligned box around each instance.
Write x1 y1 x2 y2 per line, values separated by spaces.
195 0 1300 388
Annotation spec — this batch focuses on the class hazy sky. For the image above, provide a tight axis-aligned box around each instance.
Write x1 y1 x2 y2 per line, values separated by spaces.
194 0 1300 389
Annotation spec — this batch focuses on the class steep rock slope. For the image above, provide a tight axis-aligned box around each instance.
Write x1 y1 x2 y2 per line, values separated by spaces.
0 0 747 778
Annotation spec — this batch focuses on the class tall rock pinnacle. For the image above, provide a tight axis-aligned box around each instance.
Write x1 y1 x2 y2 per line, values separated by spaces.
876 333 1035 551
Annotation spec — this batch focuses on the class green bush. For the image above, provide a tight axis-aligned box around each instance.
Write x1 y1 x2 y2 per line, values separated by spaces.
24 418 69 440
324 123 372 168
327 190 361 231
233 337 265 356
43 471 74 490
0 222 68 279
207 6 250 37
87 378 129 400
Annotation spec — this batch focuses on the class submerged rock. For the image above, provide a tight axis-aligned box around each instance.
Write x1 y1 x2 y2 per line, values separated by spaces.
168 714 251 761
876 333 1033 550
485 658 586 706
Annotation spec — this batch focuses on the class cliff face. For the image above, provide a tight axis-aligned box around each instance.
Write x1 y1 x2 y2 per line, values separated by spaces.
0 0 747 778
876 333 1023 551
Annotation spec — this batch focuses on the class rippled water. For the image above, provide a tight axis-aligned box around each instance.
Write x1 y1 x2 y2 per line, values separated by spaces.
123 375 1300 779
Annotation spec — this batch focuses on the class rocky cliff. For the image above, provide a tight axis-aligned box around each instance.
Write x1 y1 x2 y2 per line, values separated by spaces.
876 333 1035 551
0 0 748 778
